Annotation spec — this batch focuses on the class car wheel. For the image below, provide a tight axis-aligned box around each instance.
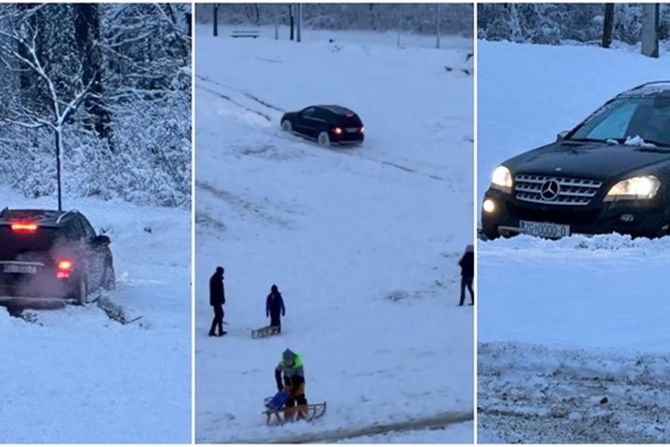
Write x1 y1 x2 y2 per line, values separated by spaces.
281 120 292 132
102 265 116 291
74 275 88 306
317 131 331 146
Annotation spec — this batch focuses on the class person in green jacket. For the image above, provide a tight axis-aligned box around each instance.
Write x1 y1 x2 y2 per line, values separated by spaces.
274 349 307 419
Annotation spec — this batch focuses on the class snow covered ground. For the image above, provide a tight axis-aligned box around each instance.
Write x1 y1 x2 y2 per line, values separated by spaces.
195 25 473 443
0 187 191 443
477 41 670 443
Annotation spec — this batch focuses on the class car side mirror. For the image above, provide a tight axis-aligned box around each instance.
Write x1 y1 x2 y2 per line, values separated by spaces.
94 235 111 246
556 130 569 142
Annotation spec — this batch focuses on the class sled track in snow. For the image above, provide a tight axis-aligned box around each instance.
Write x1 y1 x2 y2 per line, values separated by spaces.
479 342 670 443
217 410 472 444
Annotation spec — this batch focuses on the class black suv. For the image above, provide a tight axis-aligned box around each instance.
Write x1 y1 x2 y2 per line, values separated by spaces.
482 81 670 239
280 105 364 146
0 208 115 304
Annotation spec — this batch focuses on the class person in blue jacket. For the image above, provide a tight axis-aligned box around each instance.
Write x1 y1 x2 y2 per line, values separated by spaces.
266 284 286 332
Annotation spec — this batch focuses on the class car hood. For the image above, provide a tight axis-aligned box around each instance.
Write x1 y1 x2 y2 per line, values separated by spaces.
505 141 670 181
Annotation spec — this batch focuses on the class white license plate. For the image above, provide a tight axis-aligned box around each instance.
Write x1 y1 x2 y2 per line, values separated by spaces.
519 220 570 238
345 128 358 133
3 264 37 274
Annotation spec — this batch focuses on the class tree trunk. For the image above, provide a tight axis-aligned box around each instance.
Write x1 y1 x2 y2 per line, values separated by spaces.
435 4 441 49
74 4 111 141
297 3 302 42
601 4 614 48
289 4 294 40
186 11 192 37
369 4 375 31
213 4 219 37
55 129 63 211
641 4 660 58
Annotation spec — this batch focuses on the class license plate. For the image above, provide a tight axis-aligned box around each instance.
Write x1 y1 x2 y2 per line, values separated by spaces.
3 264 37 274
345 128 358 133
519 220 570 238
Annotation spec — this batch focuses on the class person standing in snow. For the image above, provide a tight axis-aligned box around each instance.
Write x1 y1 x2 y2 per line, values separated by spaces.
266 284 286 333
275 349 307 419
208 266 226 336
459 245 474 306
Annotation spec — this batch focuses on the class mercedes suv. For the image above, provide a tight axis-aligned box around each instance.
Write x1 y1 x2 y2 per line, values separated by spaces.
280 105 364 146
0 208 115 304
482 81 670 239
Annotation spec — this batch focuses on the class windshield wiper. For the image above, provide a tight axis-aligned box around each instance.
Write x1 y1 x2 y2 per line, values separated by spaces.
564 137 609 144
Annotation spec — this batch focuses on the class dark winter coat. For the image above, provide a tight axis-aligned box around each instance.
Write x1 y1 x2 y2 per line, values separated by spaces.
459 252 474 278
209 272 225 306
266 291 285 318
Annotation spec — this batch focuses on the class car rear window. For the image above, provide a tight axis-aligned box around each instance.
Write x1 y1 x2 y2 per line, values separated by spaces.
0 225 61 260
336 114 363 126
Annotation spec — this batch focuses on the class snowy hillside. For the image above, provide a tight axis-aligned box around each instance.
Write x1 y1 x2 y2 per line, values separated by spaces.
195 26 473 443
477 41 670 443
0 188 191 443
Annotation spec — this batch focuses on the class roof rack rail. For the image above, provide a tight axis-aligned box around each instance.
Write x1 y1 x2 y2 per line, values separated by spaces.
629 80 670 91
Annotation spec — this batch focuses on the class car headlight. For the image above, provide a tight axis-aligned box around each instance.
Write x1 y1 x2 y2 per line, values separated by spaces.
604 175 661 201
491 165 513 193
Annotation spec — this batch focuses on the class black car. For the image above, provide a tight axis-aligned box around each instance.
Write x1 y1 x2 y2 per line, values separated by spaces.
0 208 115 304
280 105 364 146
482 81 670 239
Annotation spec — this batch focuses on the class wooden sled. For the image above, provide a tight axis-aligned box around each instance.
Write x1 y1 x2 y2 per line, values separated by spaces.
251 325 280 339
263 402 327 426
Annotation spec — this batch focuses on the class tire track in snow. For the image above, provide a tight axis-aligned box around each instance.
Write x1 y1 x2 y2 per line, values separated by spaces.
196 180 295 229
478 342 670 443
215 410 472 444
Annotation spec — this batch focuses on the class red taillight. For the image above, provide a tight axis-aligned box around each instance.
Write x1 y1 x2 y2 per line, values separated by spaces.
11 222 38 232
56 259 73 279
333 127 342 135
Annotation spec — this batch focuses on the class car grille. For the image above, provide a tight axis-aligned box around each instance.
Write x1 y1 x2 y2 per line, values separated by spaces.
515 174 603 206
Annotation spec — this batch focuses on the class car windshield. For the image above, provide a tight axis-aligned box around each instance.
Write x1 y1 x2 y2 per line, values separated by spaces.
570 97 670 147
337 114 363 126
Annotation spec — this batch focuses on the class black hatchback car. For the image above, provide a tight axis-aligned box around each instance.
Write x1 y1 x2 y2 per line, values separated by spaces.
482 81 670 239
280 105 364 146
0 208 115 304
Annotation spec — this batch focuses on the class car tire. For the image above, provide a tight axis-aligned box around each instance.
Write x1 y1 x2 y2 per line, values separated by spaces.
102 265 116 291
318 131 331 146
74 275 88 306
281 120 292 132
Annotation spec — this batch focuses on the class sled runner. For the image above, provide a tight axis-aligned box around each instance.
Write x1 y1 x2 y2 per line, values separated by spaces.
262 401 327 426
251 325 280 338
262 392 326 426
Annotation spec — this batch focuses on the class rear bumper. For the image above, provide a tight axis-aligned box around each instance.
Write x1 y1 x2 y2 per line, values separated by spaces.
0 273 72 299
481 188 670 238
332 133 364 145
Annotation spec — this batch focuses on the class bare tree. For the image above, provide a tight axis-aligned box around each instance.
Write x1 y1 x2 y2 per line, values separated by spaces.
435 4 441 49
0 18 96 210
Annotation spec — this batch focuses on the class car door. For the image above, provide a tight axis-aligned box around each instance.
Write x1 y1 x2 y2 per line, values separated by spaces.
296 107 320 138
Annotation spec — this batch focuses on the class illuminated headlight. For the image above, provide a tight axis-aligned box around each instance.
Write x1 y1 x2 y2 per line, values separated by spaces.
491 165 513 193
604 176 661 201
483 199 496 213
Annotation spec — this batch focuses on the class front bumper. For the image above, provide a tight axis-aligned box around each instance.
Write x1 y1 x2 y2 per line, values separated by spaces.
481 188 670 238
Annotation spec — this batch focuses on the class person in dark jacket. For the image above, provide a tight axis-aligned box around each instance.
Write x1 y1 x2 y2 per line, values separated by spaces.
275 349 307 419
209 266 226 336
459 245 474 306
266 284 286 333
